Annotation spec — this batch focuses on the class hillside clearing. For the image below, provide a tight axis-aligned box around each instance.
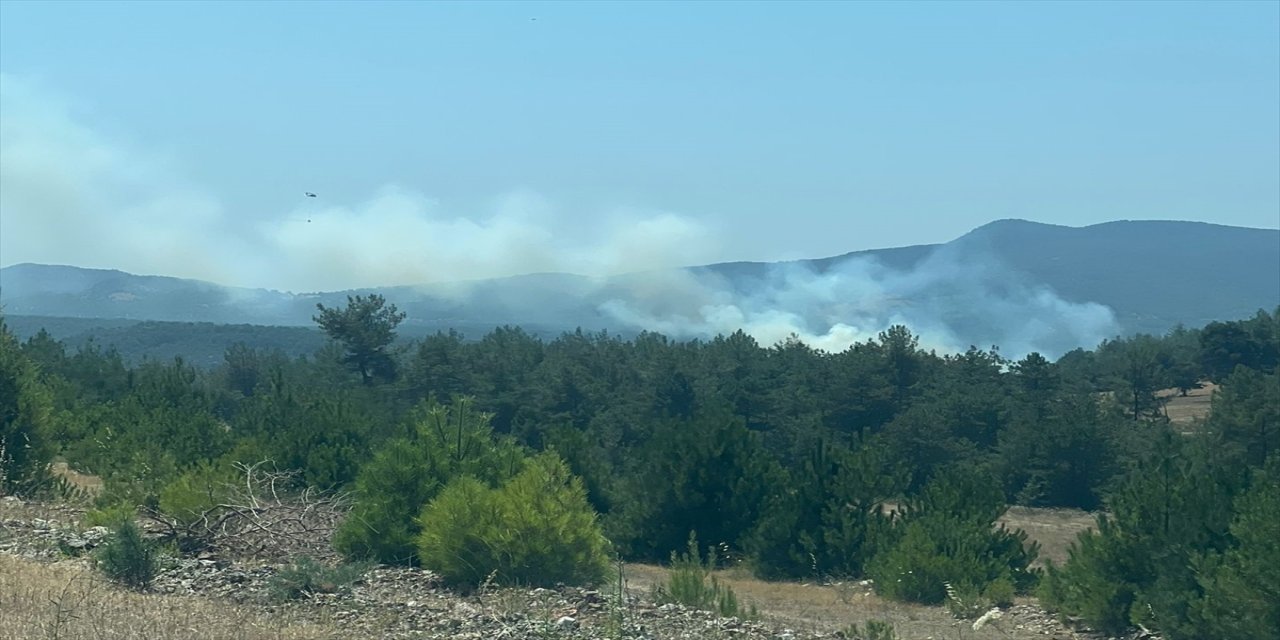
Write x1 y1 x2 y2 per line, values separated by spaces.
1159 381 1217 426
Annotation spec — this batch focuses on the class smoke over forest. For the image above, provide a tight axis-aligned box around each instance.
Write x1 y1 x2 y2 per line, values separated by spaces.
596 247 1118 357
7 73 1276 360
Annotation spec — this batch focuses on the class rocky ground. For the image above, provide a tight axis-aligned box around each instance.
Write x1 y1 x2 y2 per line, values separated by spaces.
0 496 1157 640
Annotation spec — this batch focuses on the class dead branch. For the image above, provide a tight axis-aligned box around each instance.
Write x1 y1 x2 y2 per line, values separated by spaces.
141 460 351 562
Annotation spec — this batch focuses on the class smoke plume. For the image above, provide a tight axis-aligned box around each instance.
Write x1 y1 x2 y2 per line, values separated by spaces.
597 244 1117 358
2 74 1118 357
0 74 720 292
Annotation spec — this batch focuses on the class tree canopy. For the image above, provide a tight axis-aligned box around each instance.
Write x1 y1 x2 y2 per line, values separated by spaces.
9 305 1278 639
313 294 407 385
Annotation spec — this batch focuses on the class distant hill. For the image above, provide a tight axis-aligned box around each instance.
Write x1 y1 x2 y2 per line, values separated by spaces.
0 315 326 367
0 263 303 325
3 219 1277 357
943 219 1279 333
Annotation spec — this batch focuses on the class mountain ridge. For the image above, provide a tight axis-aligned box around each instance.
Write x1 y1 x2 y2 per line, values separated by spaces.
3 219 1278 353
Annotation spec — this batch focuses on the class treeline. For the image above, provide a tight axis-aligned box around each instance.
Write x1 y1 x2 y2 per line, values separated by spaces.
1 304 1276 638
2 315 328 367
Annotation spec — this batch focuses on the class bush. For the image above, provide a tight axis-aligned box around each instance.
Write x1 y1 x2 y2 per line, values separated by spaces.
413 475 493 586
607 413 779 563
1038 516 1143 633
158 461 236 527
944 578 1014 620
867 466 1039 606
268 555 373 602
94 519 159 590
1038 433 1245 638
416 453 610 589
653 533 758 620
335 399 526 565
83 502 137 529
749 440 902 581
841 619 896 640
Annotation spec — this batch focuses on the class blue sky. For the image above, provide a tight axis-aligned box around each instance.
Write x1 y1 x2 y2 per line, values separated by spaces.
1 0 1277 290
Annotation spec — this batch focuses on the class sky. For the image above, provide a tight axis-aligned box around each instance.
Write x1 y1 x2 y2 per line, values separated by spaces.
1 0 1278 292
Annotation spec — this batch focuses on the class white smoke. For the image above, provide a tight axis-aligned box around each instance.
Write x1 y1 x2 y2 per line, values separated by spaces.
0 74 240 284
1 73 1117 357
0 74 721 292
599 245 1119 358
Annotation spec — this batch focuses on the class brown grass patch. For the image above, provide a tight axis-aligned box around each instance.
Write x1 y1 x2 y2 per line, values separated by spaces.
0 555 340 640
1000 506 1096 568
50 461 105 496
1160 381 1217 427
626 562 1045 638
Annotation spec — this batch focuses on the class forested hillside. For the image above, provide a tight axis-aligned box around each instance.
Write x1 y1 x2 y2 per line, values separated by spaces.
5 220 1278 355
1 315 328 366
1 302 1277 639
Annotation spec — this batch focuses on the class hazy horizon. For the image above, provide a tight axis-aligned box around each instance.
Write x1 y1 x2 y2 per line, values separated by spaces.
3 216 1276 291
2 1 1278 292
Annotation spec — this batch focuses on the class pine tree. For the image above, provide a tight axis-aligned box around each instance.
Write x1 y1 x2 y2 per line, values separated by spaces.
0 321 54 496
1039 431 1246 637
867 466 1039 605
1191 457 1280 640
313 294 406 385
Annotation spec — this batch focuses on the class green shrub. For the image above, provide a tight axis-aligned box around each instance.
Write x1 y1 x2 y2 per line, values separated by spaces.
83 502 136 528
94 519 158 590
607 412 779 563
982 576 1016 607
267 556 373 602
943 578 1014 620
416 453 610 589
1038 516 1140 633
0 327 54 497
335 399 526 565
653 533 758 620
867 466 1039 606
1188 458 1280 640
1037 433 1247 638
158 461 236 527
841 619 896 640
413 475 493 586
749 440 902 581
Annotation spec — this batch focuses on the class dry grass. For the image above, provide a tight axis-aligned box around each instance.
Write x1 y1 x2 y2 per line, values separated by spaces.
50 461 105 496
0 555 341 640
626 562 1031 638
621 505 1099 638
1000 506 1096 568
1 497 1099 640
1160 381 1217 427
